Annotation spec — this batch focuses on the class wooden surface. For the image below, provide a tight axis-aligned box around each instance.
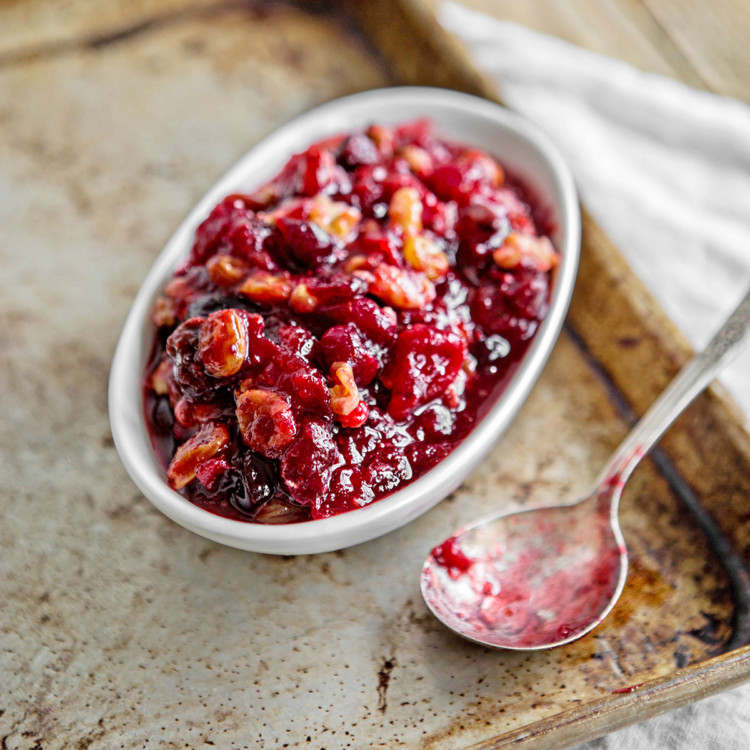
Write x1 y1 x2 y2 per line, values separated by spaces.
429 0 750 103
1 1 749 749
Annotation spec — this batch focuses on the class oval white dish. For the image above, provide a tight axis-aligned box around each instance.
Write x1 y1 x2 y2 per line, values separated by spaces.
108 86 581 555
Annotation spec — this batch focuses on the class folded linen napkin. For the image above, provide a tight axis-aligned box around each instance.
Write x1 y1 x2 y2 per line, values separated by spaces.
438 3 750 748
440 1 750 423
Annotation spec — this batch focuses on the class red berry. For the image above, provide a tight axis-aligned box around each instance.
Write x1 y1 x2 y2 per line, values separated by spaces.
381 324 467 420
320 323 380 385
280 419 341 507
236 388 298 459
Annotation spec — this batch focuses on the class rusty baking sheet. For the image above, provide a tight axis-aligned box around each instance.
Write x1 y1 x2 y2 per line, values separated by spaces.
1 1 749 748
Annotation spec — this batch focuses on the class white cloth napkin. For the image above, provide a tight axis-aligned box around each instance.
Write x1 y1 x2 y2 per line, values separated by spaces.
438 3 750 747
439 1 750 422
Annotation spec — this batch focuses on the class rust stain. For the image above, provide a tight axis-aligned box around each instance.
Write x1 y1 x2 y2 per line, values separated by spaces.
376 657 397 714
617 336 641 348
198 545 220 563
610 558 674 628
687 611 725 647
559 636 599 666
673 644 691 668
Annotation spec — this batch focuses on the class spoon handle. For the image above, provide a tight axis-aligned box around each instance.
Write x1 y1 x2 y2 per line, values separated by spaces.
597 287 750 489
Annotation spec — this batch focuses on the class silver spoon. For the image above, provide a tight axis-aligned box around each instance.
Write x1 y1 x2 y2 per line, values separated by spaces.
421 287 750 650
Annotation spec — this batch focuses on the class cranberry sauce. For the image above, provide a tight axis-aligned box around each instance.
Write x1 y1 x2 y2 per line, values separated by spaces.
143 120 559 524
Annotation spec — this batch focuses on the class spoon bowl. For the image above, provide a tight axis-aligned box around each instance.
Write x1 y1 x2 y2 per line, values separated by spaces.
422 488 628 649
422 287 750 649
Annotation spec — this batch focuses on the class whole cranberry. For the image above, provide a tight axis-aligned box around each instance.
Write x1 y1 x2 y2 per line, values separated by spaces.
320 323 380 385
278 324 318 361
381 324 467 421
351 165 386 215
321 298 398 347
166 318 211 401
290 368 332 416
338 133 380 168
280 419 342 508
471 283 539 343
314 466 374 518
240 454 277 509
500 269 549 319
406 442 452 474
276 217 335 269
298 145 349 196
362 444 412 496
190 196 273 267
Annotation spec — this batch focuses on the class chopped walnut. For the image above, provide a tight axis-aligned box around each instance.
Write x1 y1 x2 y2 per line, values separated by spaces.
238 270 293 304
151 296 177 328
207 254 251 286
150 358 172 395
403 235 449 281
457 148 505 187
309 195 362 240
492 232 560 272
342 254 370 274
289 282 318 314
253 497 310 524
198 309 249 378
173 398 225 429
167 422 230 490
369 263 436 310
389 186 423 236
366 124 395 158
235 388 298 457
399 145 433 174
329 362 360 418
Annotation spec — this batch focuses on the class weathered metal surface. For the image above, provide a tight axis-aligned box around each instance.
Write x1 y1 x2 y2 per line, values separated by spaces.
1 2 749 749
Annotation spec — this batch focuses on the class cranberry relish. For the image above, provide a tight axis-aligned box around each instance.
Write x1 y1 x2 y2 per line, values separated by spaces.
143 120 559 524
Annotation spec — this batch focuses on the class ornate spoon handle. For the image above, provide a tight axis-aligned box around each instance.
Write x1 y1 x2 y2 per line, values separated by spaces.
598 287 750 489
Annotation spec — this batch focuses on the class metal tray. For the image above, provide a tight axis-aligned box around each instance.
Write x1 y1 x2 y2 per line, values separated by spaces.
1 1 748 747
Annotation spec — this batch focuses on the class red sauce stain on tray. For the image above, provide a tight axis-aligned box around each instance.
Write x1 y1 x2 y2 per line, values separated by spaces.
143 120 559 524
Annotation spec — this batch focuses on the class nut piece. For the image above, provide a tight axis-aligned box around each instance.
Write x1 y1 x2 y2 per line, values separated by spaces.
342 254 369 274
329 362 361 418
403 235 450 281
289 282 318 313
254 496 310 524
366 124 395 157
492 233 560 272
238 270 293 304
309 195 362 239
399 145 433 174
173 398 225 429
167 422 230 490
457 148 504 187
207 254 251 286
369 263 436 310
389 186 423 236
150 358 172 395
151 296 177 328
198 309 249 378
236 388 297 458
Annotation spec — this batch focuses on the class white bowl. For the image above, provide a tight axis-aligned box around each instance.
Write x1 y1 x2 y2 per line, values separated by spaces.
108 86 580 555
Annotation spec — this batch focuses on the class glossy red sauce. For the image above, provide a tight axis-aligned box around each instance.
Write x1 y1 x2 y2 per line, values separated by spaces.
143 120 558 524
424 495 625 648
428 537 621 647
